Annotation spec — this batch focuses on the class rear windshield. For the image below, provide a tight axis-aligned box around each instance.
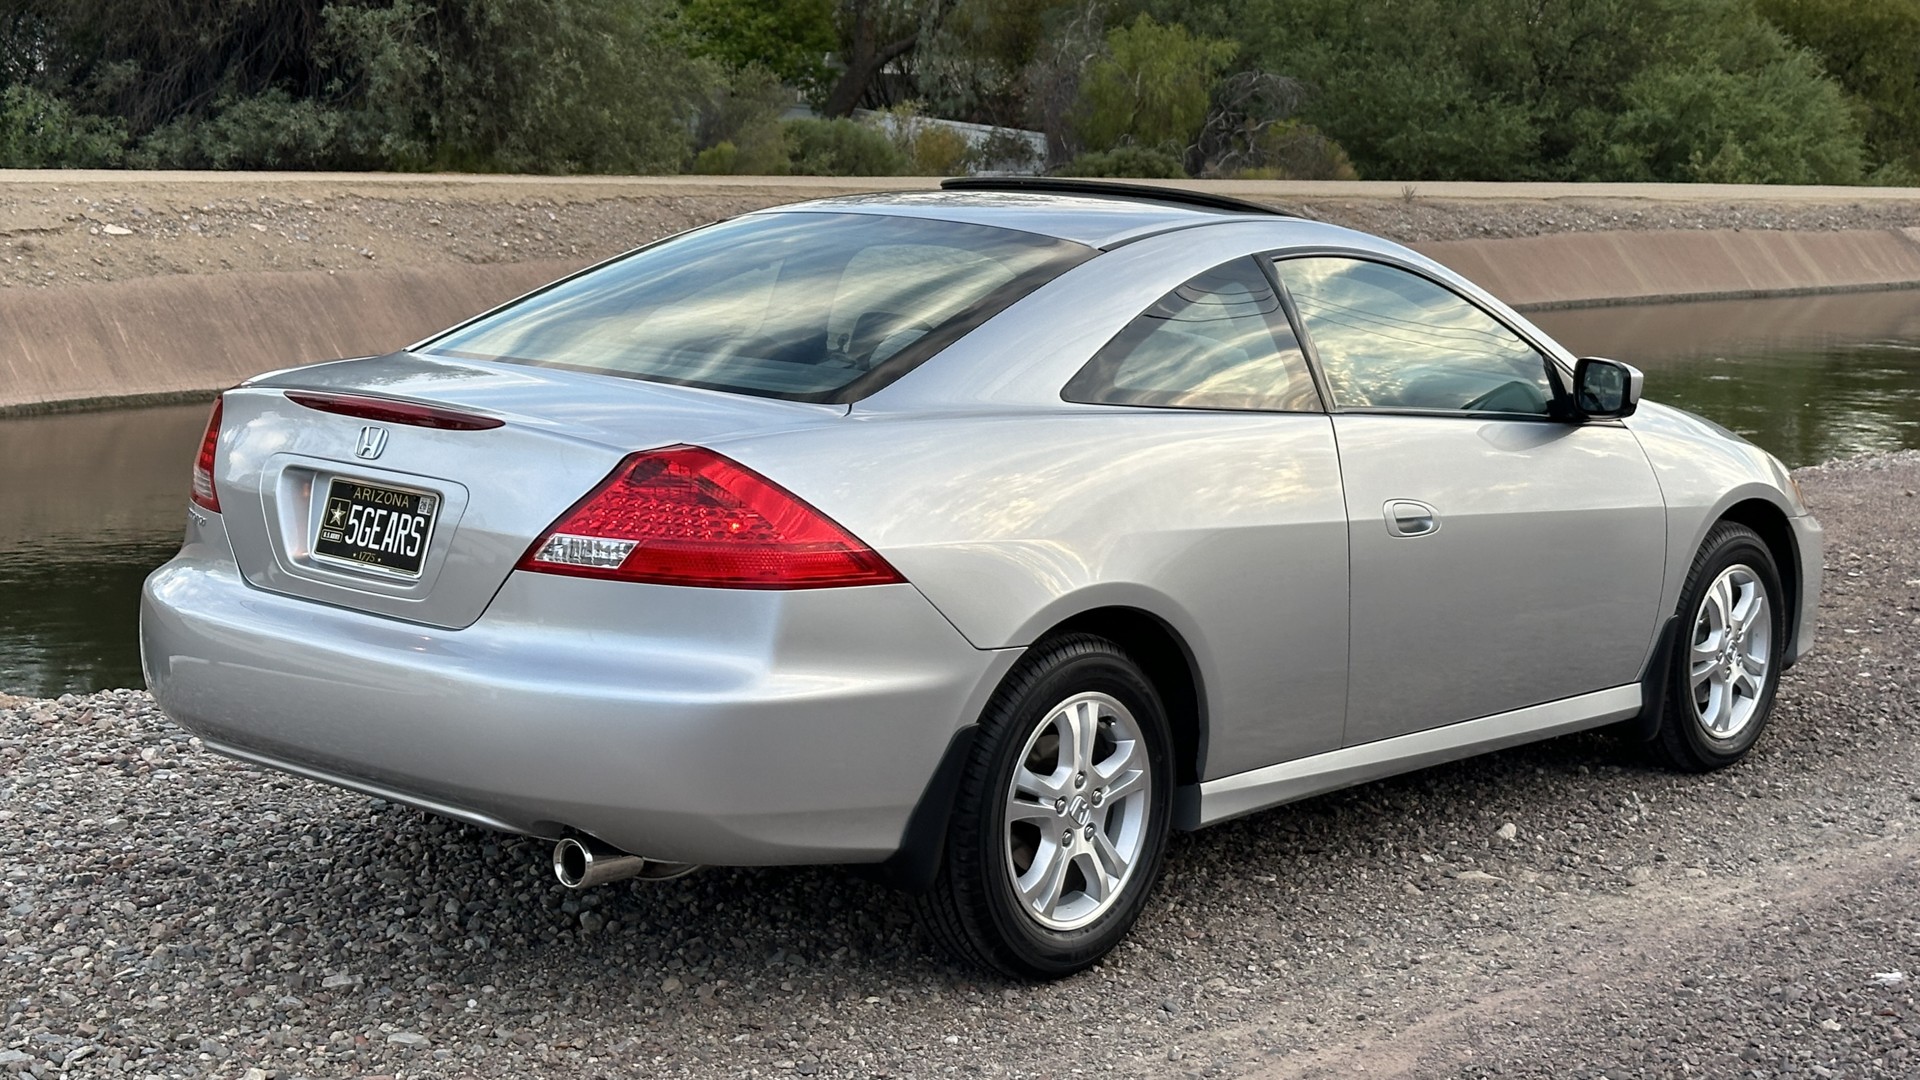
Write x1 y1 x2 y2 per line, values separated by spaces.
420 211 1092 404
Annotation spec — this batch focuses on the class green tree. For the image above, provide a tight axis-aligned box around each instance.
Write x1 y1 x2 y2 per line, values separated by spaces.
7 0 718 172
319 0 715 173
1074 14 1235 155
913 0 1083 126
820 0 958 116
683 0 837 99
1602 49 1865 183
1127 0 1871 183
1758 0 1920 180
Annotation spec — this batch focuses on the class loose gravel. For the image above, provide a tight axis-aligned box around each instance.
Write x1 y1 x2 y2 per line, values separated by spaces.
4 178 1919 289
2 452 1917 1079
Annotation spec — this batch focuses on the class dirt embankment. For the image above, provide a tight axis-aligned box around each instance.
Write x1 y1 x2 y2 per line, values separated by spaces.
3 173 1920 414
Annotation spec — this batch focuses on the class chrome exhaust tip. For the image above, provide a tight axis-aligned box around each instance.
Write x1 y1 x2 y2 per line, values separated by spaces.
551 836 699 889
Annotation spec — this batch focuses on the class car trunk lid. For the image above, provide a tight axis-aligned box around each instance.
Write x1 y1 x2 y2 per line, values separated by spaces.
213 351 845 629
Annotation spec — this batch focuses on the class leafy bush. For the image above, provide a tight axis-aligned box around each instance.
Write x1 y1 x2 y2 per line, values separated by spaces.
692 141 744 174
691 123 793 174
967 127 1043 174
1603 51 1865 183
1055 146 1188 179
783 117 909 175
907 123 974 175
1217 120 1357 181
691 65 796 174
870 103 976 175
0 86 126 168
134 90 347 170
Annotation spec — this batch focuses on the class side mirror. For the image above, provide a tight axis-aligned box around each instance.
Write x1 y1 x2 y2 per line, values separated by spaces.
1571 357 1642 420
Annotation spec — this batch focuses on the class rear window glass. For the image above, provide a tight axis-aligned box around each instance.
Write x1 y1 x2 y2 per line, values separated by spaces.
420 212 1092 403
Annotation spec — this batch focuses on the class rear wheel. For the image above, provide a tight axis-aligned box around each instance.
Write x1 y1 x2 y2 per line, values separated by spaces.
913 634 1173 979
1649 522 1785 771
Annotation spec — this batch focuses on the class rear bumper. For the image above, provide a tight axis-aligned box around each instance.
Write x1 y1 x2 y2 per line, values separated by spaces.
140 520 1014 865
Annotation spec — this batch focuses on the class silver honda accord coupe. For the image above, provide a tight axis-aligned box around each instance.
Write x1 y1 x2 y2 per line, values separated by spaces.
141 178 1822 978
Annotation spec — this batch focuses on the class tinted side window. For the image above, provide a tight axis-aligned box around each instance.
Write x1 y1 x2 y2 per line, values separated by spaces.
1275 257 1554 415
1063 258 1319 412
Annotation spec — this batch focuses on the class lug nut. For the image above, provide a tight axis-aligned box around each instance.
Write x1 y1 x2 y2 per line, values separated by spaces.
1061 830 1074 846
1090 789 1104 807
1074 772 1085 789
1083 824 1095 841
1054 797 1067 813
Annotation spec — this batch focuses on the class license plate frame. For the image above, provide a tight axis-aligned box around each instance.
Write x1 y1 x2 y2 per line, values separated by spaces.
312 477 441 579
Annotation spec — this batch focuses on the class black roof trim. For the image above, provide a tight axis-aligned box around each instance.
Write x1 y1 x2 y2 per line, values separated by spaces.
939 176 1288 218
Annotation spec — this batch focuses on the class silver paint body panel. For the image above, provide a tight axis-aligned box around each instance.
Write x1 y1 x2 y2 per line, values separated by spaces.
1332 414 1666 743
140 192 1822 865
143 513 1012 864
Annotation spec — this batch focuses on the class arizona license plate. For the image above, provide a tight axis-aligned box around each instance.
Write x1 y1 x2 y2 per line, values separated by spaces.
314 478 440 577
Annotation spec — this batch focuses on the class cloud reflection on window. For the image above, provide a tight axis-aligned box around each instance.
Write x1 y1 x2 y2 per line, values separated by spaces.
1277 257 1552 415
421 213 1089 403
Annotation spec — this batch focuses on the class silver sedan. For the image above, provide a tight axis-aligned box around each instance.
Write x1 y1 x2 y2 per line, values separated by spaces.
141 179 1821 978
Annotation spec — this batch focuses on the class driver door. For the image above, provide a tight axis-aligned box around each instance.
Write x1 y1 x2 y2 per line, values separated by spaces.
1272 255 1668 746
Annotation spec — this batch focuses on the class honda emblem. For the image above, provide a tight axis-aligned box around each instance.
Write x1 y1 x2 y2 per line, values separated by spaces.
354 425 389 460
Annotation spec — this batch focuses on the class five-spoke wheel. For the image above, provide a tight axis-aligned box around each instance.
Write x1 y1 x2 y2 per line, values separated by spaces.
1002 691 1153 931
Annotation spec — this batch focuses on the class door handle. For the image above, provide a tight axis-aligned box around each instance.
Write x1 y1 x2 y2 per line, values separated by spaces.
1384 499 1440 538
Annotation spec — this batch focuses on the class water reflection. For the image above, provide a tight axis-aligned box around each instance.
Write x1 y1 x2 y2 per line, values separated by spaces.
1535 289 1920 467
1 289 1917 697
0 404 208 697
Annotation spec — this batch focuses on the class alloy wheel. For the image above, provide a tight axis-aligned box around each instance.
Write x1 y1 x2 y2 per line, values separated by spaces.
1688 563 1773 740
1001 691 1153 931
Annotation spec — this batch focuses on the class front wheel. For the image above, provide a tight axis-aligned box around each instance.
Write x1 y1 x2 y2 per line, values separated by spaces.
1648 522 1786 771
913 634 1174 979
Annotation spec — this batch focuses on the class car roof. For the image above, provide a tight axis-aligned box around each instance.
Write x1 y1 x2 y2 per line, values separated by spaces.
755 183 1287 249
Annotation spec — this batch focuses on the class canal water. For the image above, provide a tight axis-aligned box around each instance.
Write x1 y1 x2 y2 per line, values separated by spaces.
2 288 1918 698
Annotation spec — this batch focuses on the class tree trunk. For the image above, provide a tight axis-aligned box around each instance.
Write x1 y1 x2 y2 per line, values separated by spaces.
823 0 920 116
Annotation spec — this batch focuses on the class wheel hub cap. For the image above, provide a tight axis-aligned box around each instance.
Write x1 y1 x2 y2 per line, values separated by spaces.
1002 691 1152 932
1688 563 1773 741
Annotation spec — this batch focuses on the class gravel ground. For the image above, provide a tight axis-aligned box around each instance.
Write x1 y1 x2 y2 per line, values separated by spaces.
0 191 773 290
2 452 1917 1080
3 176 1918 289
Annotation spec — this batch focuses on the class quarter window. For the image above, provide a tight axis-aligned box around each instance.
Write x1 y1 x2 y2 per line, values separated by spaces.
1274 257 1555 415
1063 258 1320 412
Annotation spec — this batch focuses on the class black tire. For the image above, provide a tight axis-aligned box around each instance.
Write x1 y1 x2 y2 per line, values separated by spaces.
1648 522 1786 772
912 634 1174 979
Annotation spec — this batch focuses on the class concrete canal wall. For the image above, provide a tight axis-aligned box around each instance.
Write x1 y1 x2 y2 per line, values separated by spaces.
0 260 574 415
2 174 1918 415
1423 226 1920 310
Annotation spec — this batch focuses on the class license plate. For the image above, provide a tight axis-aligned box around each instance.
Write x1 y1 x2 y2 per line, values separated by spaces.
314 478 440 577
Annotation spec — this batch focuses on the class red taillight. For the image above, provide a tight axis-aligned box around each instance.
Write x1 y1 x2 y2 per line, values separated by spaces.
517 446 903 590
284 391 504 430
190 397 223 513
